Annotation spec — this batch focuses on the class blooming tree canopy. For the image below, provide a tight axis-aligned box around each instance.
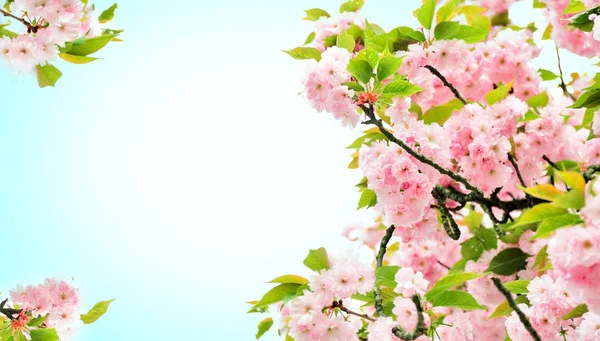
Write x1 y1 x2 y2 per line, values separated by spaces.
250 0 600 340
0 1 118 340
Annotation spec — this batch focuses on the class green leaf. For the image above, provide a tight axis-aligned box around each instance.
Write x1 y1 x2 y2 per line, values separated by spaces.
451 24 488 43
486 248 529 276
252 284 302 310
532 245 552 271
283 47 322 61
542 24 553 40
527 91 549 107
14 332 26 341
27 314 48 327
564 0 586 14
475 227 498 250
553 189 585 209
303 8 331 21
98 3 117 24
413 0 436 30
425 273 481 300
461 237 485 261
561 304 588 320
376 55 403 81
342 82 365 92
347 59 373 84
464 207 484 231
304 32 316 45
518 184 564 201
355 47 380 69
555 171 585 191
434 21 461 40
490 296 529 318
36 64 62 88
63 34 117 56
268 275 309 285
256 317 274 339
431 290 485 310
569 88 600 109
448 258 468 274
534 0 547 8
538 69 558 81
436 0 460 23
533 213 583 239
375 265 400 288
487 80 515 105
503 280 530 294
340 0 364 13
382 78 422 97
423 98 464 125
80 299 115 324
30 329 59 341
303 248 330 272
358 189 377 209
59 53 99 64
513 203 568 227
0 27 18 38
569 6 600 32
337 30 355 53
387 26 426 52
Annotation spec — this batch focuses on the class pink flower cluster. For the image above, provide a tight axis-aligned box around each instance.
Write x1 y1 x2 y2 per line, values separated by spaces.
541 0 600 57
507 275 578 340
9 278 80 340
0 0 100 72
303 46 361 127
279 253 374 341
547 186 600 315
400 31 541 111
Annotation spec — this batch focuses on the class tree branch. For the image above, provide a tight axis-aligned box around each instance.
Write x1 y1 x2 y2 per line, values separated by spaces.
584 164 600 182
360 104 482 196
374 225 395 317
332 300 376 322
555 45 576 102
424 65 467 105
0 299 21 320
492 278 541 341
0 8 38 33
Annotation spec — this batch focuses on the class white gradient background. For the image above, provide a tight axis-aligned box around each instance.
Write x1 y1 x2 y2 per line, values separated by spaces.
0 0 593 340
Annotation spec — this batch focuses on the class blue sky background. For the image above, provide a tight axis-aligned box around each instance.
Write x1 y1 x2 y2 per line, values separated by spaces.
0 0 594 340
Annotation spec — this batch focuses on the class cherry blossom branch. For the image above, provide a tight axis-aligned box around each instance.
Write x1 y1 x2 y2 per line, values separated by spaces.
492 278 542 341
361 104 482 196
424 65 468 105
0 299 21 320
391 295 428 341
331 300 376 322
584 164 600 182
0 8 38 33
374 225 395 317
432 187 461 240
555 45 576 102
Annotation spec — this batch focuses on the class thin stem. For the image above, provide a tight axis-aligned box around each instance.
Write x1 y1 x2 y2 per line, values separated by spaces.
361 104 483 196
424 65 467 105
492 278 542 341
391 295 428 341
373 225 395 317
555 46 576 101
508 154 532 206
437 260 450 269
542 155 559 170
0 8 37 33
332 300 376 322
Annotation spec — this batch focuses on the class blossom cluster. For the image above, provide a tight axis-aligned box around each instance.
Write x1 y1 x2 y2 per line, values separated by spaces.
0 0 102 72
9 278 80 340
